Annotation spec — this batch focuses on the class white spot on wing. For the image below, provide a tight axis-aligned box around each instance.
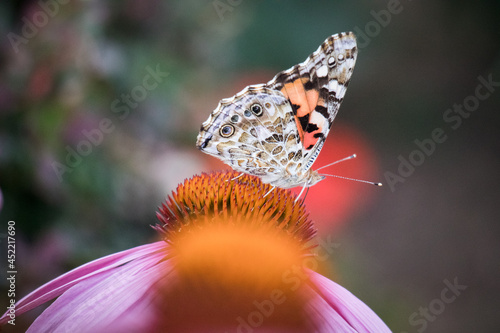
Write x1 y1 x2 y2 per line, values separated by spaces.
316 65 328 78
329 80 339 93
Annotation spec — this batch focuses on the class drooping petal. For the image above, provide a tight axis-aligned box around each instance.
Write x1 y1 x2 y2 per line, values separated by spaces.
0 241 167 325
306 270 391 333
26 244 172 332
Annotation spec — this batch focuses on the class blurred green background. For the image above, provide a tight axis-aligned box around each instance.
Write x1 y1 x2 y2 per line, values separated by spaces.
1 0 500 332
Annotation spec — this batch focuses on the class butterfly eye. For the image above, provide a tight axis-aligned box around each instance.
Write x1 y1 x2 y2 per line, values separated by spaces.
230 115 239 123
220 124 235 137
251 104 263 116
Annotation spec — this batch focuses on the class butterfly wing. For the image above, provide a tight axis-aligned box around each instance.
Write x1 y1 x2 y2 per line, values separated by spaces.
196 85 301 185
267 32 358 172
197 32 358 188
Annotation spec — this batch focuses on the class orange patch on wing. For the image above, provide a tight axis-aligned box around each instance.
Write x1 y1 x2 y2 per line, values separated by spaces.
302 110 327 151
302 132 318 150
302 131 319 150
281 78 319 146
305 86 319 111
281 79 312 117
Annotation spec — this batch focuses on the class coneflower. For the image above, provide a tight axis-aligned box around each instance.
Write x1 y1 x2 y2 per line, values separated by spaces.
0 171 390 332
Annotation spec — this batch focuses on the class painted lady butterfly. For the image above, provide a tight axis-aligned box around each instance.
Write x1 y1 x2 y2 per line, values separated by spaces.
197 32 358 191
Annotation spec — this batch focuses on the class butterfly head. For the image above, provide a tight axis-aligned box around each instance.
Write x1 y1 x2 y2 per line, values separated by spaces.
306 170 326 187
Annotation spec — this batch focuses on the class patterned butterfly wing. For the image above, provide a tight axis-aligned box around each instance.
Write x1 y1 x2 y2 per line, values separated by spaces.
267 32 358 173
197 32 357 189
196 85 301 185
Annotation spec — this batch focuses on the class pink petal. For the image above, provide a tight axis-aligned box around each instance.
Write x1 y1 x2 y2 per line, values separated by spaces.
27 251 173 332
306 270 391 333
0 241 167 325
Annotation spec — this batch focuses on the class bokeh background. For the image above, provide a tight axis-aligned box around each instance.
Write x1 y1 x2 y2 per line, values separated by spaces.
1 0 499 332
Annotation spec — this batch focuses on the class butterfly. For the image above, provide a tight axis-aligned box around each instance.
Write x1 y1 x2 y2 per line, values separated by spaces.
196 32 358 193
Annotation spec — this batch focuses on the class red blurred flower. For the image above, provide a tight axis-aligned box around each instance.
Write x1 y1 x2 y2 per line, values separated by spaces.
292 123 380 234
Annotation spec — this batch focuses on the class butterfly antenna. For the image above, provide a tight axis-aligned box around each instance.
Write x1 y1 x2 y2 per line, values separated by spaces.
316 154 357 171
320 173 382 186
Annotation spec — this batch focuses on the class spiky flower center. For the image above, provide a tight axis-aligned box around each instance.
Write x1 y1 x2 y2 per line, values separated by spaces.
155 171 316 246
154 171 316 331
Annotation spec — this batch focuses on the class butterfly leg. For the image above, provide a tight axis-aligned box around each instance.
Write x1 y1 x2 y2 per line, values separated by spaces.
226 173 245 182
263 185 276 198
294 182 309 203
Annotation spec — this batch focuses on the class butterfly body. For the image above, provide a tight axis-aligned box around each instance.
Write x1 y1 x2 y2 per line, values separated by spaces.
197 32 357 189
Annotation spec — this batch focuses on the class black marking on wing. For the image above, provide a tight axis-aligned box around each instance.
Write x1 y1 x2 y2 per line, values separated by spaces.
298 115 309 132
198 136 212 150
314 105 329 120
304 80 314 90
305 123 319 133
